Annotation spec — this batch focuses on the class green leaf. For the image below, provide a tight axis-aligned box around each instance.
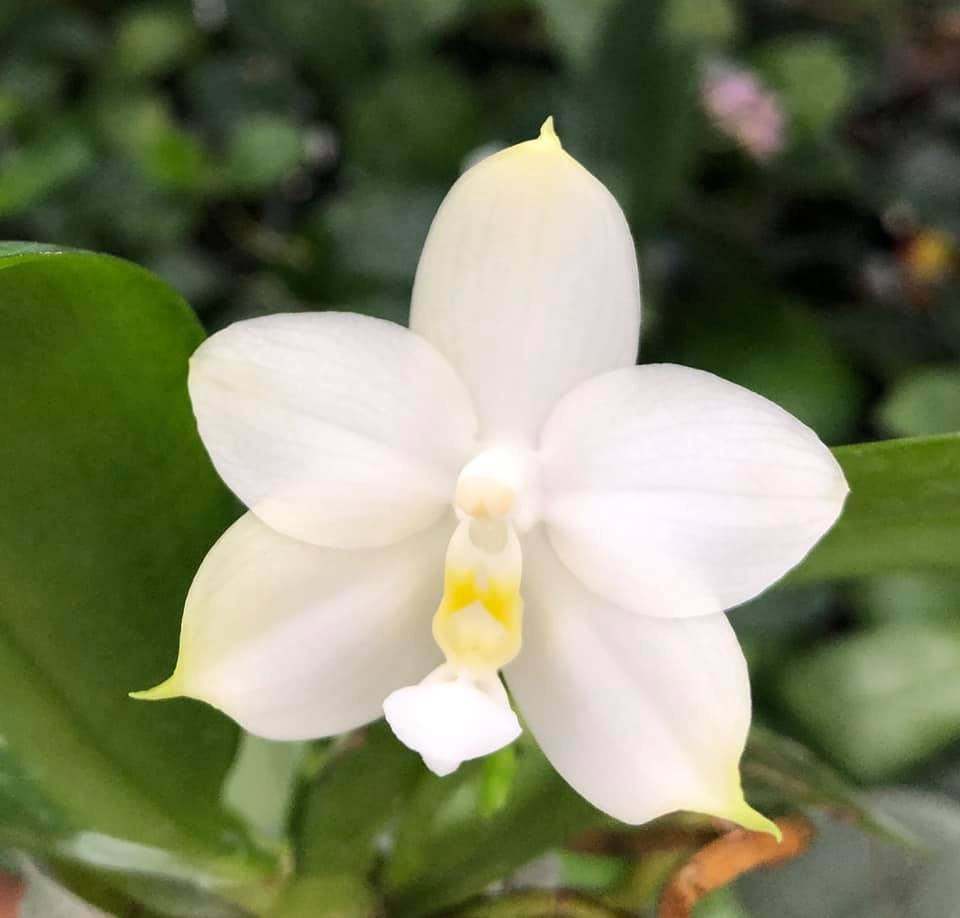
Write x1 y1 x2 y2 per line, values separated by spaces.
140 125 211 192
223 735 306 843
378 0 469 54
319 182 444 285
451 890 626 918
664 0 738 47
226 0 376 91
225 115 304 191
755 36 854 137
778 624 960 781
740 726 884 829
24 857 169 918
18 857 114 918
0 133 93 217
693 887 750 918
533 0 618 70
383 744 598 917
93 93 210 192
112 5 199 79
479 745 517 818
296 723 422 878
579 0 701 233
34 157 196 251
0 247 278 909
268 875 378 918
381 722 887 917
278 726 419 918
343 62 480 181
791 434 960 583
876 367 960 438
559 851 628 893
852 571 960 627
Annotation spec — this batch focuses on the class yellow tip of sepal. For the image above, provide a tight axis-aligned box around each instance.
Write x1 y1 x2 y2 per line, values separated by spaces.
715 797 783 842
538 116 561 149
129 673 182 702
732 801 783 842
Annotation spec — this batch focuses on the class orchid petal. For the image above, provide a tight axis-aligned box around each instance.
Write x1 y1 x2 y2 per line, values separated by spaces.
189 312 477 549
505 532 776 834
410 119 641 442
133 512 448 740
540 364 848 618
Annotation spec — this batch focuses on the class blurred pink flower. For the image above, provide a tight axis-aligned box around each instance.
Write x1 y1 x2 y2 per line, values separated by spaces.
702 64 786 161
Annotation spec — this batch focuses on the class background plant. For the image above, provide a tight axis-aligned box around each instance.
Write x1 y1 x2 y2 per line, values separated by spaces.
2 0 960 915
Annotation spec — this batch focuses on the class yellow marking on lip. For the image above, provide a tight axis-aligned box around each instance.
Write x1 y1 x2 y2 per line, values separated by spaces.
443 567 519 627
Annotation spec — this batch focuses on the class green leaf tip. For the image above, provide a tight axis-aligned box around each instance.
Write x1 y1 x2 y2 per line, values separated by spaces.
129 674 182 702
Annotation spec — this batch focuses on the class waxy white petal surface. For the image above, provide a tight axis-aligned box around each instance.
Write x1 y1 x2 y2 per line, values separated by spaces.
189 312 478 549
152 511 449 740
506 532 773 830
410 122 641 442
384 669 521 777
540 364 849 618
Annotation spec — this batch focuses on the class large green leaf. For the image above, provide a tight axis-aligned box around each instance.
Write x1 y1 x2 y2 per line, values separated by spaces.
296 723 422 879
740 725 880 823
270 725 425 916
267 875 378 918
384 743 597 917
0 247 278 909
576 0 701 234
791 433 960 582
381 729 886 917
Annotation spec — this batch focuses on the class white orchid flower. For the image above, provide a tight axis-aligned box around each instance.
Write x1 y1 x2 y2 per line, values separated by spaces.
135 118 848 834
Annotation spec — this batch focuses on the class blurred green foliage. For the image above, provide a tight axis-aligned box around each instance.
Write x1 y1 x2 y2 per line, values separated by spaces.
2 0 960 915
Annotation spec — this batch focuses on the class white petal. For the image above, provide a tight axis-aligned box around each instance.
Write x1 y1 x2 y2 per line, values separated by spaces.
410 121 641 442
189 312 478 549
540 364 849 618
384 667 521 776
135 512 448 740
505 533 775 831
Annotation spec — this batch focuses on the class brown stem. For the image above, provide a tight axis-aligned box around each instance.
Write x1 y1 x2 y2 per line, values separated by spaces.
658 816 815 918
0 873 23 918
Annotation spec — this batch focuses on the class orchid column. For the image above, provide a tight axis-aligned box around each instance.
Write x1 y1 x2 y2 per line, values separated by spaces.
135 118 848 836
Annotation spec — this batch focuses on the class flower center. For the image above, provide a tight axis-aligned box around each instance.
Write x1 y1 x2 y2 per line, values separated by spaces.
432 446 538 674
382 447 537 775
454 445 540 531
382 511 525 773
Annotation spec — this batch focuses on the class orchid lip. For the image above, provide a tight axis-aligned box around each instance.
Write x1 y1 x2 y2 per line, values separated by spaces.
383 452 533 776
